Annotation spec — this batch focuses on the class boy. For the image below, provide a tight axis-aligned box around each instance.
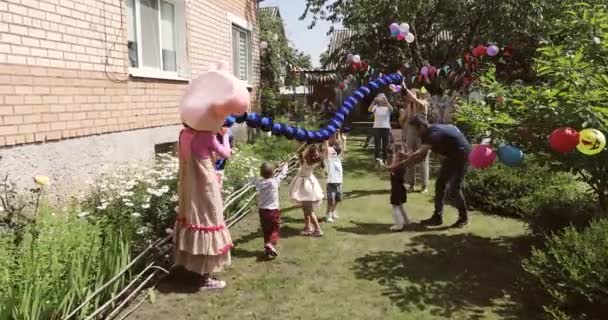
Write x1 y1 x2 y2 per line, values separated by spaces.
252 162 289 257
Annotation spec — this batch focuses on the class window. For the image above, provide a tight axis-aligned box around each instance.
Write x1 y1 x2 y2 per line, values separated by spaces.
126 0 188 78
232 25 252 82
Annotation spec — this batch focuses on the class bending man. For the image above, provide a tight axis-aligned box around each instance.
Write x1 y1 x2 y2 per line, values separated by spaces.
401 89 472 228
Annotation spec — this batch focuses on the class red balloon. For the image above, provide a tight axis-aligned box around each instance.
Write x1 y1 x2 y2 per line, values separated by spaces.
428 66 437 78
472 45 488 57
338 82 346 89
549 127 580 153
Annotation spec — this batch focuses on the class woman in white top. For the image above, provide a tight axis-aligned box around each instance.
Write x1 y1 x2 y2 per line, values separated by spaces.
399 88 430 192
368 93 393 165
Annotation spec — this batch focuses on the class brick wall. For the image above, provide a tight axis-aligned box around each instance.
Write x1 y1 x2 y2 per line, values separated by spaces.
0 0 260 148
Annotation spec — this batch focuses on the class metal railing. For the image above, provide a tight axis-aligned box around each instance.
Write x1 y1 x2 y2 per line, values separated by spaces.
65 155 299 320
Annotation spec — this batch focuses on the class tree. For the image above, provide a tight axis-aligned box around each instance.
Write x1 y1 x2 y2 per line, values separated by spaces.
259 9 312 115
302 0 601 71
455 3 608 210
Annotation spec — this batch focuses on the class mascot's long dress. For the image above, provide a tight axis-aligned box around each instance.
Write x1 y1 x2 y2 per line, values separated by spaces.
173 128 233 275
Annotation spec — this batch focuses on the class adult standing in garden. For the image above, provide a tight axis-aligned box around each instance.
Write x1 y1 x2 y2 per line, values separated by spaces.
401 89 472 228
399 88 430 193
369 93 393 166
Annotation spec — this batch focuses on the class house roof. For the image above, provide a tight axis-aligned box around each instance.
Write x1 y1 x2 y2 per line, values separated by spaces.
259 6 280 20
325 29 355 70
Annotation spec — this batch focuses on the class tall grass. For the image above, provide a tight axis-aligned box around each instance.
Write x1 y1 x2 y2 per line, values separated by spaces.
0 209 133 319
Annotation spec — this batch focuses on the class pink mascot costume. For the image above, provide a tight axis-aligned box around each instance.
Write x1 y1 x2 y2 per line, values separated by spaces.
174 62 249 289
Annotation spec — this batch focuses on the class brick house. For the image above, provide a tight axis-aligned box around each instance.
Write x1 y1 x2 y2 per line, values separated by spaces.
0 0 262 194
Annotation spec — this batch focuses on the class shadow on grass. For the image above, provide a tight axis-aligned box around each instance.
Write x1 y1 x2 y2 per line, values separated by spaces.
344 188 390 200
352 233 541 319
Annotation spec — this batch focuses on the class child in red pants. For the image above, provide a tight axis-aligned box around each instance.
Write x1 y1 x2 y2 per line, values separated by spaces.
252 162 289 258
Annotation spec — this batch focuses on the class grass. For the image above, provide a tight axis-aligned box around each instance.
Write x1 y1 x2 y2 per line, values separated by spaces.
128 135 542 320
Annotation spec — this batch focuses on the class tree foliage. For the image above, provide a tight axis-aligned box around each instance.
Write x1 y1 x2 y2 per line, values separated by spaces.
259 9 312 115
455 2 608 210
302 0 603 71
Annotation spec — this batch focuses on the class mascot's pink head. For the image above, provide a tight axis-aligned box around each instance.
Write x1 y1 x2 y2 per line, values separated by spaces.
180 61 250 132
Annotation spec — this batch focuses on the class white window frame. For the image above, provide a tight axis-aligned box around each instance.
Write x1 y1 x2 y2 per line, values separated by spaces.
128 0 189 81
229 13 254 88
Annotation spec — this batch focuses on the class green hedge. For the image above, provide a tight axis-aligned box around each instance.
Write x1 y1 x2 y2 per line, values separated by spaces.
463 159 599 236
523 218 608 320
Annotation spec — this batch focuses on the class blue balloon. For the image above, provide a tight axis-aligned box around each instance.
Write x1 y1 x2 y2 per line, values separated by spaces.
330 119 343 129
260 117 273 132
320 129 331 139
347 97 358 105
326 125 337 134
497 145 524 167
284 125 296 139
343 100 354 109
313 131 323 141
359 86 371 95
272 123 282 135
368 81 380 90
246 112 260 128
338 106 350 115
224 115 236 127
295 128 308 142
378 78 388 85
334 112 346 123
354 90 365 99
306 131 316 142
235 113 247 123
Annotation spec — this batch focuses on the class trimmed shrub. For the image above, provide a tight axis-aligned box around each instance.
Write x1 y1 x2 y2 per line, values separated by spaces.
523 219 608 320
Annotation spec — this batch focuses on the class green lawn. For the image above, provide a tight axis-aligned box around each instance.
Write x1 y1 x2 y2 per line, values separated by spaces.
129 136 541 320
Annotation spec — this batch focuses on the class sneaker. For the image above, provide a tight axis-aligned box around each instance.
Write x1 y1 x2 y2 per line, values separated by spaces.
420 187 429 194
421 215 443 226
200 277 226 290
332 211 339 219
451 218 470 229
390 224 404 231
301 229 313 236
311 230 324 237
326 215 334 223
264 244 278 257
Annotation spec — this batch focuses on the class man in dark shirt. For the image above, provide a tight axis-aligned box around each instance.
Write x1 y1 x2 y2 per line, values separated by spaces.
402 110 472 228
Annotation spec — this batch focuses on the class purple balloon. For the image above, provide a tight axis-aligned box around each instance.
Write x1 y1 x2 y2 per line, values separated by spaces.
389 23 400 34
420 66 429 76
487 45 499 57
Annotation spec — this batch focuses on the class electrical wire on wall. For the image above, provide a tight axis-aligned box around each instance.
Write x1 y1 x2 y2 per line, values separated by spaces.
103 0 129 83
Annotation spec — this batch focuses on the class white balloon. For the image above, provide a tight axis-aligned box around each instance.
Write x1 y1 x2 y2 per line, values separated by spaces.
260 41 268 49
346 53 354 62
405 32 415 44
353 54 361 63
399 23 409 33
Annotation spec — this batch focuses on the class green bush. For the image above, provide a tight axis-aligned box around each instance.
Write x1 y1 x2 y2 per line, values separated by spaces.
523 218 608 320
463 159 599 236
463 159 572 218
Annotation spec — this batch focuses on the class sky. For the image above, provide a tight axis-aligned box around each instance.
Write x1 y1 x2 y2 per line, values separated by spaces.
260 0 340 68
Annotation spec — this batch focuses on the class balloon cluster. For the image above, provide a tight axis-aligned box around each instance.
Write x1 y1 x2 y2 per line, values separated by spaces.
469 126 607 170
469 144 524 169
346 53 370 72
389 23 415 43
223 73 405 143
550 127 606 156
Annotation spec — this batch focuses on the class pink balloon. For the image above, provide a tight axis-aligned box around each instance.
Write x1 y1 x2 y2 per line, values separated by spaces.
396 33 405 41
420 66 429 76
180 66 250 132
469 145 497 169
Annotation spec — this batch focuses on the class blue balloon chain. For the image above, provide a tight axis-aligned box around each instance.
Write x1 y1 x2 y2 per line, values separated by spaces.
223 73 404 143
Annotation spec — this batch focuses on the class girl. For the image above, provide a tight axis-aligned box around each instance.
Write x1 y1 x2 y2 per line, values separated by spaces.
400 88 430 193
289 144 325 237
369 93 393 166
174 124 233 289
386 148 410 231
323 134 343 223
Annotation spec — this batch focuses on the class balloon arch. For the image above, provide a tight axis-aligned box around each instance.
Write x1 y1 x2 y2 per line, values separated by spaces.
222 73 404 143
